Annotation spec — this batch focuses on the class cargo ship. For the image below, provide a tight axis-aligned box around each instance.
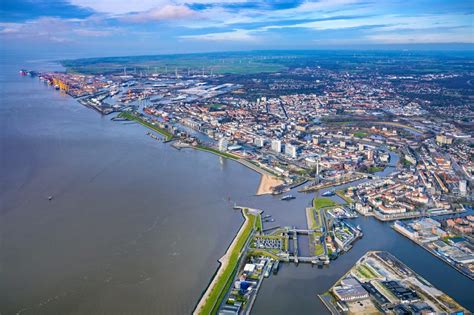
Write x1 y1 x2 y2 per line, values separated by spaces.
19 69 37 77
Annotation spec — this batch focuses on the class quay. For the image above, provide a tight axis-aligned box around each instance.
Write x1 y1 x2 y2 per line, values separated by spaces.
392 221 474 280
299 173 368 193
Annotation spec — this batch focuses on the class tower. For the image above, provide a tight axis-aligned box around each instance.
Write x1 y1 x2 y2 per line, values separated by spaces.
315 157 321 184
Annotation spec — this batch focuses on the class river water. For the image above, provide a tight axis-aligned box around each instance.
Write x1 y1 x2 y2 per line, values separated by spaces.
1 57 472 314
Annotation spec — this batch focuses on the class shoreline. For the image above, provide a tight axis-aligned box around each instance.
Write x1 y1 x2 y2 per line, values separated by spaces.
392 224 474 280
193 209 257 315
256 174 284 196
117 114 286 195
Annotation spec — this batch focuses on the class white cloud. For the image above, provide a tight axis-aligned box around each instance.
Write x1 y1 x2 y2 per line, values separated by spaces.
74 29 113 36
366 29 474 44
180 29 257 41
69 0 168 15
123 5 196 22
0 17 115 42
68 0 247 16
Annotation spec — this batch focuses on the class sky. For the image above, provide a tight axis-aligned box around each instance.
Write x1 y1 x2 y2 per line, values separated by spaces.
0 0 473 58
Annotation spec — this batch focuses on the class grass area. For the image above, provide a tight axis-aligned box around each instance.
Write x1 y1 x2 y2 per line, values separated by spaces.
247 249 280 260
62 54 288 75
255 214 263 233
254 235 282 240
306 207 320 230
367 166 384 173
401 158 415 166
314 197 337 209
336 190 353 204
315 243 325 256
118 112 174 141
284 237 289 251
354 264 380 280
195 145 240 160
198 210 257 315
204 103 225 110
354 131 368 138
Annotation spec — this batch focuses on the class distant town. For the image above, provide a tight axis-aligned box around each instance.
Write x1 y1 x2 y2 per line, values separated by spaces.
21 51 473 314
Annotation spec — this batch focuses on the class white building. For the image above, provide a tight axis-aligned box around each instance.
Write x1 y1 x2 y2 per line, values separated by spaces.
367 149 374 161
254 137 265 148
460 180 467 196
218 137 229 152
313 136 320 145
271 139 282 153
285 143 297 159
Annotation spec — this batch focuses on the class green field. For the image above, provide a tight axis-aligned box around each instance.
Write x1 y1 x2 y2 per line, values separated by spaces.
61 51 469 77
118 112 174 141
62 53 288 75
367 166 384 173
314 243 325 256
307 207 321 230
255 214 263 233
313 197 337 209
336 190 353 204
353 131 368 138
194 145 240 160
247 248 279 260
354 263 380 280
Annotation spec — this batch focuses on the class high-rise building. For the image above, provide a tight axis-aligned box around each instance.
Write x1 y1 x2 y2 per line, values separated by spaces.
285 143 297 158
315 157 321 184
460 180 467 196
271 139 282 153
254 137 265 148
367 149 374 161
312 136 320 145
218 137 228 152
436 134 453 146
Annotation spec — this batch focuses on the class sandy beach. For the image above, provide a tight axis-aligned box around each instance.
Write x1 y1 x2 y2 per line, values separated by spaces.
256 174 284 195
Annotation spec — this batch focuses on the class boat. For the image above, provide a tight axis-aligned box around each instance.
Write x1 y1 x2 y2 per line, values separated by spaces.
272 260 280 274
19 69 28 76
322 190 335 197
264 261 273 277
281 194 296 201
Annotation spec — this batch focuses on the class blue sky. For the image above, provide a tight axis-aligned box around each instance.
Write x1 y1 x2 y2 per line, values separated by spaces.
1 0 473 57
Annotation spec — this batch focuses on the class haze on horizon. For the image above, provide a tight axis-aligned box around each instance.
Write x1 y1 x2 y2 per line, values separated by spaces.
0 0 473 59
